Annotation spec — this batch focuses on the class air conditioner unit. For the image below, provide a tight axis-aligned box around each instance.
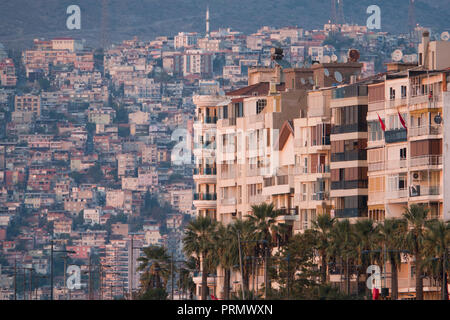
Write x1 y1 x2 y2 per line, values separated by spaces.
412 171 422 181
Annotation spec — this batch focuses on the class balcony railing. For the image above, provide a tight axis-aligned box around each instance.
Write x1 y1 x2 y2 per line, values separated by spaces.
331 123 367 134
386 159 407 170
409 185 442 197
277 208 299 216
385 189 408 200
312 192 330 201
368 161 384 172
384 128 407 144
220 169 236 179
194 167 217 175
334 208 365 218
408 125 442 137
193 193 217 201
410 155 442 167
331 180 368 190
221 198 237 206
311 136 331 146
388 98 408 108
249 194 267 204
331 150 367 162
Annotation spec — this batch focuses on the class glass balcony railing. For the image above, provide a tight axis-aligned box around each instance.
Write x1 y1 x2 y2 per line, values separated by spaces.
193 193 217 201
385 128 407 144
193 167 217 175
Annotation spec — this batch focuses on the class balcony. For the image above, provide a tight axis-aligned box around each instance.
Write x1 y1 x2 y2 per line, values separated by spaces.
331 180 368 190
194 167 217 175
331 123 367 135
409 94 442 109
195 116 217 124
409 185 442 197
408 125 442 137
311 136 331 146
386 159 407 170
334 208 365 218
384 129 407 144
249 194 268 205
385 189 408 200
368 161 384 172
193 193 217 201
221 198 237 206
410 155 442 168
312 192 330 201
220 169 236 179
277 208 299 216
387 98 408 108
331 150 366 162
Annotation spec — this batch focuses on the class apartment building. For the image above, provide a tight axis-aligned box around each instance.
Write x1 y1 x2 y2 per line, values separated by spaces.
14 94 41 117
330 81 369 221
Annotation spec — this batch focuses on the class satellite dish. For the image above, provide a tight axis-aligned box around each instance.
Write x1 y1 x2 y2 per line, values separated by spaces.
441 32 450 41
300 78 306 85
323 55 331 63
434 114 442 124
334 71 343 83
392 49 403 62
324 68 330 77
331 54 338 62
348 49 360 63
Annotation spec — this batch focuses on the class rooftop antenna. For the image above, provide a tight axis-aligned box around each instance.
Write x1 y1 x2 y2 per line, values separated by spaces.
337 0 345 25
206 3 210 38
408 0 416 39
330 0 337 25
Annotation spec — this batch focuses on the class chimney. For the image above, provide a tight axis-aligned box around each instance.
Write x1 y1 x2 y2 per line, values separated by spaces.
421 30 430 68
269 78 277 95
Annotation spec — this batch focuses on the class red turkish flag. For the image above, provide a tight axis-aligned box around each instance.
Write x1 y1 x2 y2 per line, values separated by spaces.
377 113 386 132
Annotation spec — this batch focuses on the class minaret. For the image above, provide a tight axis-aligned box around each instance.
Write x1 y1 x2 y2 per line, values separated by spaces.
206 4 210 37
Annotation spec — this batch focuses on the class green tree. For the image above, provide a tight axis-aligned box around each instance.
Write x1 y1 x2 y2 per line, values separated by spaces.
137 245 171 295
376 218 407 300
423 220 449 300
403 204 429 300
312 213 335 285
183 216 217 300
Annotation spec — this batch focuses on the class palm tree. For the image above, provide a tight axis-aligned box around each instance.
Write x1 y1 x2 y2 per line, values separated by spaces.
376 218 407 300
214 223 239 300
137 245 171 294
353 219 379 296
246 203 284 293
403 204 429 300
423 219 450 300
312 213 335 285
183 216 217 300
327 219 355 295
228 219 256 295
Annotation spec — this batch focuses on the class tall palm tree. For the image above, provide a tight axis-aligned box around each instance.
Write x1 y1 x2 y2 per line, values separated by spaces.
246 203 283 293
214 223 239 300
228 219 257 294
137 245 171 293
183 216 217 300
423 219 450 300
353 219 379 296
376 218 407 300
403 204 429 300
312 213 335 285
327 219 355 295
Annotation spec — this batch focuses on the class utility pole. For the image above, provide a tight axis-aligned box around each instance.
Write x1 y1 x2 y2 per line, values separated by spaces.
13 258 17 300
237 231 245 300
287 253 290 300
171 251 174 300
264 246 268 300
50 239 54 300
130 236 133 300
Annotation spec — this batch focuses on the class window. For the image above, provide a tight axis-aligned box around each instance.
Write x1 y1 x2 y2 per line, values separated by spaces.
400 148 407 160
390 88 396 100
256 99 267 114
401 86 407 98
